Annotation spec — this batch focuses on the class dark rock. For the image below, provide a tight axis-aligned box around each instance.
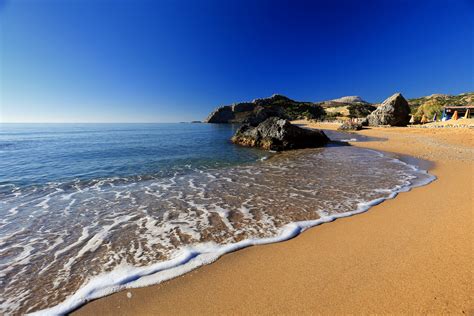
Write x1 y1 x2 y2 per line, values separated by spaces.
204 94 326 124
338 121 362 131
242 105 287 126
204 106 235 123
231 102 255 113
367 93 411 126
231 117 329 151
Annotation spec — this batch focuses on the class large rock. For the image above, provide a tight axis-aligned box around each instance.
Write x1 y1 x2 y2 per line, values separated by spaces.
367 93 411 126
231 117 329 151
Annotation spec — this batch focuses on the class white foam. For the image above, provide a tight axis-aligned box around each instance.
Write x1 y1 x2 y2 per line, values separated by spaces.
30 157 436 316
54 227 90 259
213 205 233 229
340 138 358 142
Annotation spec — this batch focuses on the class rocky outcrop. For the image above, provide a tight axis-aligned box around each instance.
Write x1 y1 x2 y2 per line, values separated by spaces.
242 105 286 126
204 97 285 124
367 93 411 126
204 106 236 123
231 117 329 151
231 102 254 112
205 94 325 123
338 120 362 131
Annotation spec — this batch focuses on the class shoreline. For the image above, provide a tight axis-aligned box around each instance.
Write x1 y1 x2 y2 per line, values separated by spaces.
34 140 432 315
73 122 473 315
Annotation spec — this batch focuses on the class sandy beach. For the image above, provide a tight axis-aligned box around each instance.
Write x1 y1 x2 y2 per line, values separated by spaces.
74 122 473 315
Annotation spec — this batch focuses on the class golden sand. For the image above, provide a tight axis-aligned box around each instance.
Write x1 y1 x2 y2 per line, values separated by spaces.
74 121 473 315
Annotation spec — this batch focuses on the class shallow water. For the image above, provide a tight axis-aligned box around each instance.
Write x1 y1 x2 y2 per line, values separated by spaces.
0 124 433 314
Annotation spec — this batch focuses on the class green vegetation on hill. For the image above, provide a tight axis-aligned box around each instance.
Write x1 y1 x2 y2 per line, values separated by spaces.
285 103 326 120
408 93 474 120
205 94 327 123
347 103 377 118
206 92 473 124
253 95 325 120
317 97 373 120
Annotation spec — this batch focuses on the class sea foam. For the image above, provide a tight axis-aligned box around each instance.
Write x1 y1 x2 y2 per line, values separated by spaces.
28 150 435 316
0 146 435 315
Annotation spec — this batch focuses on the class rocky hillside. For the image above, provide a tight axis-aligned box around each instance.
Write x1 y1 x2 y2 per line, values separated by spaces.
204 94 325 123
204 92 474 123
318 96 374 119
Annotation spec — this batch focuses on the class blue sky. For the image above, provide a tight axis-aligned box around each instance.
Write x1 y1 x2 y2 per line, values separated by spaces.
0 0 472 123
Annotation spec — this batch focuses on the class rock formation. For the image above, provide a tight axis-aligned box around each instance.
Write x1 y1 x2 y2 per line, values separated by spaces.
338 120 362 131
366 93 411 126
231 117 329 151
241 105 286 126
204 94 325 123
204 106 235 123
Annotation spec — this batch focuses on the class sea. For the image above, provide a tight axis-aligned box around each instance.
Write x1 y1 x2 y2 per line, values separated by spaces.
0 123 435 315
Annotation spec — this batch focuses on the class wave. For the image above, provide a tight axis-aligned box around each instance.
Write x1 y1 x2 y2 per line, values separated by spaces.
27 150 435 315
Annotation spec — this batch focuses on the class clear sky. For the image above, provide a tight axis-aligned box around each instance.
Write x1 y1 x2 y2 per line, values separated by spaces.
0 0 472 123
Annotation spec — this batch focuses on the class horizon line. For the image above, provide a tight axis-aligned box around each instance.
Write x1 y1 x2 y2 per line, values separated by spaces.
0 121 201 124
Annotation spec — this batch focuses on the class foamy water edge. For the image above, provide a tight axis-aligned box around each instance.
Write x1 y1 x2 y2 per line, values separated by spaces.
30 151 436 316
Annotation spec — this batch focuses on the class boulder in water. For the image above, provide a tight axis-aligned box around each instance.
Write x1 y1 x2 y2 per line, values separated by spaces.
231 117 329 151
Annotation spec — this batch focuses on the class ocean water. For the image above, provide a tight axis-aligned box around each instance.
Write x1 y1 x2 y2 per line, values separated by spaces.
0 123 434 314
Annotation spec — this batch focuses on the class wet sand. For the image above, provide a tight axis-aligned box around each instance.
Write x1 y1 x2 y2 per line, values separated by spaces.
74 122 473 315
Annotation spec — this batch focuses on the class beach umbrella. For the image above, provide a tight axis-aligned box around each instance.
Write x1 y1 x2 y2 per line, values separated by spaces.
432 113 437 122
441 108 447 121
420 114 428 124
452 111 458 120
464 109 470 119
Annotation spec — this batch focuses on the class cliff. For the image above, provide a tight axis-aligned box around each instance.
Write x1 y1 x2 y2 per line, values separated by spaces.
204 94 325 123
